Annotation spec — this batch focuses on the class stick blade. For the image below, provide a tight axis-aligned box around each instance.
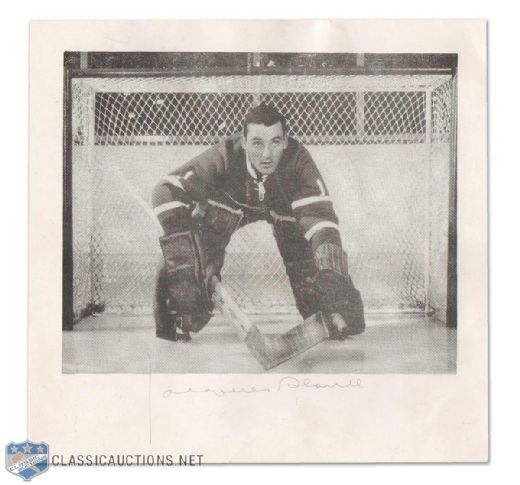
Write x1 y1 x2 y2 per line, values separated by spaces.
245 314 329 370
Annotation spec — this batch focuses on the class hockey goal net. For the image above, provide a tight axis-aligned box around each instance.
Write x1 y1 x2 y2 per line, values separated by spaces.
69 73 455 322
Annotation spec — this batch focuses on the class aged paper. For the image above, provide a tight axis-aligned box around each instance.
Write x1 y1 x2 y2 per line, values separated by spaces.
29 20 487 463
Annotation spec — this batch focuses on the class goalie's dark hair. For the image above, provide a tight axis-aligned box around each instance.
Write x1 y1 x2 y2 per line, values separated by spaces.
243 103 288 138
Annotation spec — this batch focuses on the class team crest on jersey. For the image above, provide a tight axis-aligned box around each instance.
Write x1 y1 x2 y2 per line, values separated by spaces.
5 441 49 481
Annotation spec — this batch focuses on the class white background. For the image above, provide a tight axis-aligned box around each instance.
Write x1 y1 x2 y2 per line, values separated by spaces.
1 1 517 483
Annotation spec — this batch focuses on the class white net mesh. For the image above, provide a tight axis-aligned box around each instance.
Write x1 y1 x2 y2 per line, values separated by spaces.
70 74 454 320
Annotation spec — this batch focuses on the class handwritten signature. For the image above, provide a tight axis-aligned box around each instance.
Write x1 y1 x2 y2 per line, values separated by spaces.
162 377 363 398
277 376 363 391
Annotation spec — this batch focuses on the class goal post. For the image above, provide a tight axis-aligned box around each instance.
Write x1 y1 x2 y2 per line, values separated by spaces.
65 70 456 325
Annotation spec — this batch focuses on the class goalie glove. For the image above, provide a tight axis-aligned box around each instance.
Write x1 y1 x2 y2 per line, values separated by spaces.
314 243 365 339
192 200 243 238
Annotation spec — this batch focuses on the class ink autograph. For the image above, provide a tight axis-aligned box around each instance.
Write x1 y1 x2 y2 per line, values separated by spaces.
162 377 363 398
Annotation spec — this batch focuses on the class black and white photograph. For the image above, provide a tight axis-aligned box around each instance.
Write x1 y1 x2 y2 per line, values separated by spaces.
25 19 487 465
62 51 457 374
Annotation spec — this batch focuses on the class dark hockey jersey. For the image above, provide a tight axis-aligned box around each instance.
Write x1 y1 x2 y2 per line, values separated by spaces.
160 133 340 247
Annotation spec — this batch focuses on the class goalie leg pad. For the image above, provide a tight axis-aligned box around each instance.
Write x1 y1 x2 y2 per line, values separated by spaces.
159 230 212 316
314 243 366 337
273 221 320 318
153 262 212 340
153 262 177 341
285 259 320 319
314 242 349 276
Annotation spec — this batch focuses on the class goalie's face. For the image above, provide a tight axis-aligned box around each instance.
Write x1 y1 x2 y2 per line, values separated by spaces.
242 122 288 175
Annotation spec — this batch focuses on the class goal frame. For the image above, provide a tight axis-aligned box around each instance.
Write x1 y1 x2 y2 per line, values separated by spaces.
63 57 457 330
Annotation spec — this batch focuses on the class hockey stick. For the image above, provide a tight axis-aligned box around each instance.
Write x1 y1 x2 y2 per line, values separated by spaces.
111 165 330 369
210 276 329 370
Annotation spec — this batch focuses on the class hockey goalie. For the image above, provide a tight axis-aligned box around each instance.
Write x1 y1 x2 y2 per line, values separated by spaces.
152 103 365 342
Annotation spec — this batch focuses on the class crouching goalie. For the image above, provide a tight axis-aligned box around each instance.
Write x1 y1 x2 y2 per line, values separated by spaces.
152 103 365 341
